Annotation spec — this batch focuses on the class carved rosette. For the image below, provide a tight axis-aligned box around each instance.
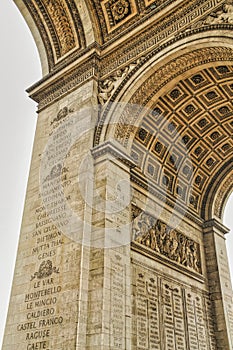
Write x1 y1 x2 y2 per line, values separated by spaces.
112 0 130 21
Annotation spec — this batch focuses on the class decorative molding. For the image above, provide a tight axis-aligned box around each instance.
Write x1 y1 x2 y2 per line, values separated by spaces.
24 0 55 70
214 173 233 219
202 218 230 235
88 0 178 44
100 0 225 75
101 0 138 33
91 140 136 168
26 0 230 108
23 0 226 74
200 1 233 25
23 0 86 70
179 1 233 32
42 0 78 56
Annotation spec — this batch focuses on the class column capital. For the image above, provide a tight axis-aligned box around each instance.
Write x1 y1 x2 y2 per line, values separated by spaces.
203 218 230 236
91 140 136 168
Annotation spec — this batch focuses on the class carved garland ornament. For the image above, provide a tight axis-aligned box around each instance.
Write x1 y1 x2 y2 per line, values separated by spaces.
132 209 202 273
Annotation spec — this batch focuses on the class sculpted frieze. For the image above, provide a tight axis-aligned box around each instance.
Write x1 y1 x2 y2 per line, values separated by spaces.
132 208 202 273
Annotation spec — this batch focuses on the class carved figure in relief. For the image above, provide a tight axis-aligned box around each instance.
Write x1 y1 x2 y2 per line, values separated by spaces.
169 230 179 259
98 59 142 105
190 242 200 271
98 69 127 104
204 2 233 25
158 220 167 253
185 240 193 268
149 220 160 253
98 79 115 105
162 231 171 256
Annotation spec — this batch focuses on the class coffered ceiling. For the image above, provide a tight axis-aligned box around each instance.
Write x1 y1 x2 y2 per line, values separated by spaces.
131 65 233 217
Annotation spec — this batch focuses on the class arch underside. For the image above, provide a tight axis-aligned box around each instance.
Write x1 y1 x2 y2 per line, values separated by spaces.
99 46 233 222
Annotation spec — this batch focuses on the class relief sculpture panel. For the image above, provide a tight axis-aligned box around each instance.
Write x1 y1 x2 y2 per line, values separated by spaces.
132 208 202 274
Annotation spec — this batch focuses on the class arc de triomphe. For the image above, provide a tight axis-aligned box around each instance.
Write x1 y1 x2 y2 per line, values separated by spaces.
3 0 233 349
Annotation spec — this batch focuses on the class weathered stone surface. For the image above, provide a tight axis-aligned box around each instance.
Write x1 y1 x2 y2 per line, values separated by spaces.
3 0 233 348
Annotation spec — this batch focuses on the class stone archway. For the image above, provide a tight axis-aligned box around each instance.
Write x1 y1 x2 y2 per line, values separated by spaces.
93 40 233 349
3 0 233 349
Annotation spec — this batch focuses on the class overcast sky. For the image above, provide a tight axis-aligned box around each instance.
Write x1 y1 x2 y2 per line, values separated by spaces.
0 0 233 347
0 0 41 346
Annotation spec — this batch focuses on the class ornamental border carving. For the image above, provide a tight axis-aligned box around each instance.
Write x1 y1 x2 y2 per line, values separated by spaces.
24 0 55 70
100 0 224 75
213 173 233 219
87 0 177 44
27 0 228 103
42 0 78 56
30 26 233 113
23 0 86 70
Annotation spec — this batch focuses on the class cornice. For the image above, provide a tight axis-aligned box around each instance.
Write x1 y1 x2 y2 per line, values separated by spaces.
202 218 230 235
28 50 100 111
91 140 136 168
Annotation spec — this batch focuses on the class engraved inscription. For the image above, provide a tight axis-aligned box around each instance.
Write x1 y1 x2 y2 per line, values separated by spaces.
132 262 217 350
161 281 186 350
133 268 160 349
111 255 125 348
